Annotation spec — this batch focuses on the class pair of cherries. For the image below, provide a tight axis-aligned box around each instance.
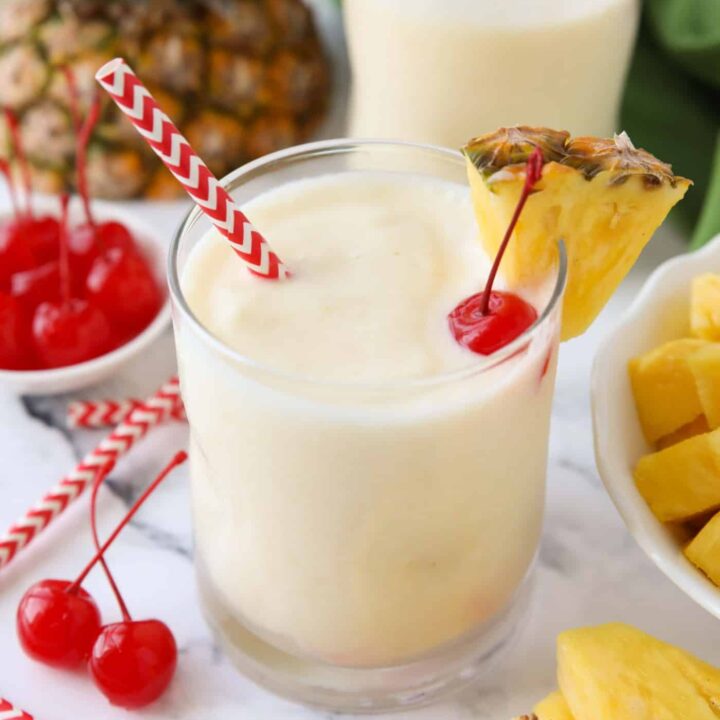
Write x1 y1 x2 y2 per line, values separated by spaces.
0 80 161 372
448 147 544 355
17 452 187 708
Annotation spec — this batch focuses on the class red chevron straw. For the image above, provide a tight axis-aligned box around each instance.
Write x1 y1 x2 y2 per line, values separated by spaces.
0 377 182 571
95 58 289 280
68 396 186 429
0 697 34 719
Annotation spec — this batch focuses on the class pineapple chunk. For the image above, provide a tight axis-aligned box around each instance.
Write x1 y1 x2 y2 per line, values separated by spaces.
634 428 720 522
534 691 575 720
558 623 720 720
656 415 710 450
685 510 720 586
691 274 720 341
465 128 690 340
628 339 708 443
688 344 720 429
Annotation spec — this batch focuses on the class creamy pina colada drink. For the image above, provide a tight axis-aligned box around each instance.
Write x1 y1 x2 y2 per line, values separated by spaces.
171 132 687 711
345 0 640 145
182 172 556 660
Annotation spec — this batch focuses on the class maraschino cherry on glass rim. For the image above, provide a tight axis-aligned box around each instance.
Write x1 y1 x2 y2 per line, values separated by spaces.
16 451 187 708
449 147 544 356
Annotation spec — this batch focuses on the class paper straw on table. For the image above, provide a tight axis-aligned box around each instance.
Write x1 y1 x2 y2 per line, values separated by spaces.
95 57 289 280
0 697 34 719
68 397 185 429
0 377 181 571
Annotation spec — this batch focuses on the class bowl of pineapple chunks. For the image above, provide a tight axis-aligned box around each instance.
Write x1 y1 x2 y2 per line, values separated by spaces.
593 233 720 620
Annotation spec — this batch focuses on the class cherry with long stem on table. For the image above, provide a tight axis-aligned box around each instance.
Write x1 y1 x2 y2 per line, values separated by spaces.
17 452 187 708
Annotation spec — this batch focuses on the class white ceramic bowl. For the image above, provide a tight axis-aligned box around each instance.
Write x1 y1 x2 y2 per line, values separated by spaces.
0 198 171 396
592 233 720 620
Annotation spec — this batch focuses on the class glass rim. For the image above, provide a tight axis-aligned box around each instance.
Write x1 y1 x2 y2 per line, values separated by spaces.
168 138 568 391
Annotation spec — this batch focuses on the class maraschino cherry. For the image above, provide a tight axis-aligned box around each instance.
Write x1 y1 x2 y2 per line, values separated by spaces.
15 461 115 668
66 77 160 335
0 291 33 369
17 452 186 707
11 261 61 317
85 452 184 708
32 195 113 367
86 245 162 339
0 111 60 282
449 147 544 355
16 579 102 668
90 618 178 708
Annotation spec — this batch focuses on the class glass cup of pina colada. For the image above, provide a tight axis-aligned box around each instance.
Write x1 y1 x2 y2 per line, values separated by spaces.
168 131 688 712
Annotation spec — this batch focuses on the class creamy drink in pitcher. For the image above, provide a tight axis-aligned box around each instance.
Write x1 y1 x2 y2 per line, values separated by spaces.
345 0 640 146
170 141 565 711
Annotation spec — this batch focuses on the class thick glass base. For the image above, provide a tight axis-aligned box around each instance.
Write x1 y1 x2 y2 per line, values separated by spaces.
198 565 534 714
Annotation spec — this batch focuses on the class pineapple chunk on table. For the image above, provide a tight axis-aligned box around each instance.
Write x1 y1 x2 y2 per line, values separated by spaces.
634 427 720 522
656 415 710 450
628 338 709 443
534 691 574 720
688 344 720 429
558 623 720 720
685 510 720 586
691 274 720 341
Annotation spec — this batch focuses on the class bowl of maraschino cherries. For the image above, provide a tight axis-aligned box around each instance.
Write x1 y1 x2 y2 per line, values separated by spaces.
0 97 169 395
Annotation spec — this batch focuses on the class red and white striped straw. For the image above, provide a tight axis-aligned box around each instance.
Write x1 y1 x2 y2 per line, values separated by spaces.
68 397 185 429
95 58 289 280
0 697 34 719
0 377 181 570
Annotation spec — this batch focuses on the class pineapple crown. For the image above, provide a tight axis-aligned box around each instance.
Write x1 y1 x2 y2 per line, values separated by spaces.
464 126 687 189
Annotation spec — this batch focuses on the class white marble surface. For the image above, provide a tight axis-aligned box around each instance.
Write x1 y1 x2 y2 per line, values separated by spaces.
1 209 718 719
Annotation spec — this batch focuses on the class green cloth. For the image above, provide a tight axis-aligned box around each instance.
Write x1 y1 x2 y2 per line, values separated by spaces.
621 0 720 248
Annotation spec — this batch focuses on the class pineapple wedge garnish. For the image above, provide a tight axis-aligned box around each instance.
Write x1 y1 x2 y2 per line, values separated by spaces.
634 428 720 522
464 127 691 340
685 510 720 586
688 344 720 429
628 339 709 443
558 623 720 720
691 274 720 341
534 691 575 720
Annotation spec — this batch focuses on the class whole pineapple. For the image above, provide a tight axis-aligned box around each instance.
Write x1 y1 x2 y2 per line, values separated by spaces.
0 0 330 199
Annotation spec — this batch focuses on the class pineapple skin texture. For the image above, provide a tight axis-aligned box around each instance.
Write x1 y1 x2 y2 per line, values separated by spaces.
685 510 720 586
466 159 690 340
628 338 709 443
691 274 720 341
558 623 720 720
534 691 575 720
689 344 720 430
0 0 330 199
634 428 720 522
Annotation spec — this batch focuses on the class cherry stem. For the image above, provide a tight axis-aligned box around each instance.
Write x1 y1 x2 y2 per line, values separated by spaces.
90 459 132 622
68 451 188 594
4 109 33 218
75 89 101 230
58 194 71 307
0 158 19 218
63 67 81 134
479 147 544 315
